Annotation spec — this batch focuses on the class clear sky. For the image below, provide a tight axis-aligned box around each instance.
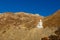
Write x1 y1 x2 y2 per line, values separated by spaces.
0 0 60 16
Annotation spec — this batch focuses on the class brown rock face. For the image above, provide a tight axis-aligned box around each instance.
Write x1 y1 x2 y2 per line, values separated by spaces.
0 12 43 30
43 10 60 28
0 10 60 40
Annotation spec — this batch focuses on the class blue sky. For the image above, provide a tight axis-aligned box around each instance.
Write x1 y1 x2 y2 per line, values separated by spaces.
0 0 60 16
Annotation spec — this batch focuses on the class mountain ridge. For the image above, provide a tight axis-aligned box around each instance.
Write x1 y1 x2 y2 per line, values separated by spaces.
0 10 60 40
43 10 60 27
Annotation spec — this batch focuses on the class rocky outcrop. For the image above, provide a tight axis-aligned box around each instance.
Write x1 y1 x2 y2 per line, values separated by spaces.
0 10 60 40
43 10 60 28
0 12 43 31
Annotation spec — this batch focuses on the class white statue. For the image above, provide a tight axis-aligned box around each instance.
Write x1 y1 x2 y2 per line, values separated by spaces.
37 19 43 28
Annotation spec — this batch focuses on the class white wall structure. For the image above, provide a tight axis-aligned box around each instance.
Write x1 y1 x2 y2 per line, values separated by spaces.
37 19 43 28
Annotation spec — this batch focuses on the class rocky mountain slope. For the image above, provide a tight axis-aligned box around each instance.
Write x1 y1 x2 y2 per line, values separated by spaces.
0 12 42 30
43 10 60 28
0 10 60 40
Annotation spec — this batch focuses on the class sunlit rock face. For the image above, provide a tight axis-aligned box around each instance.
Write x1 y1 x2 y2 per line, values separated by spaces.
0 12 43 30
0 10 60 40
43 10 60 28
0 12 44 40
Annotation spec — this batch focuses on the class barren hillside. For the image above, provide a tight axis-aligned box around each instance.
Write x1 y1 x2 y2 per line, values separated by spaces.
0 11 60 40
43 10 60 28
